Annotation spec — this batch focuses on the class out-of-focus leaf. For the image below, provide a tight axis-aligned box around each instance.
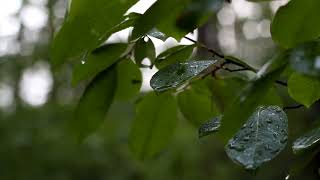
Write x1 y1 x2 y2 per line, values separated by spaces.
178 78 219 126
155 45 195 69
134 37 156 66
72 43 128 85
71 66 117 141
289 41 320 77
198 116 222 138
288 72 320 108
115 60 142 101
271 0 320 48
176 0 223 32
225 56 257 72
150 60 217 92
131 0 191 40
51 0 137 67
129 92 178 160
293 127 320 154
219 63 286 143
225 106 288 170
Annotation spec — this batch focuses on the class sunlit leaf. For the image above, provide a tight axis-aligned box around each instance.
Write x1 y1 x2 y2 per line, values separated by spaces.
129 92 178 160
225 106 288 170
150 60 217 92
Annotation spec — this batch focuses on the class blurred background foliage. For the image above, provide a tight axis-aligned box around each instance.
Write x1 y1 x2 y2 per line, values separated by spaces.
0 0 319 179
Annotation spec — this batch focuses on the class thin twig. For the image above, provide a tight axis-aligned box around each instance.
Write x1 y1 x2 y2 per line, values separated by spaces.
275 80 288 87
283 104 304 110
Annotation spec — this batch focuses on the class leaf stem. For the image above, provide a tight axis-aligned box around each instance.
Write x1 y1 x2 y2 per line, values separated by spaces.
283 104 304 110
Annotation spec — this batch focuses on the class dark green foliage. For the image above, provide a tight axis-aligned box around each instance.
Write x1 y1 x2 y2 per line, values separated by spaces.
49 0 320 174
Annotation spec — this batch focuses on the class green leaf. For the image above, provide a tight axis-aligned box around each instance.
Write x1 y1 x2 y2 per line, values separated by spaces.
288 72 320 108
147 29 167 41
289 41 320 77
155 45 195 69
134 37 156 66
176 0 223 32
225 106 288 170
211 78 246 112
292 127 320 154
51 0 137 67
150 60 217 92
115 60 142 101
129 92 178 160
131 0 191 40
72 43 128 85
219 63 286 143
271 0 320 48
178 79 219 126
71 66 117 141
198 116 222 138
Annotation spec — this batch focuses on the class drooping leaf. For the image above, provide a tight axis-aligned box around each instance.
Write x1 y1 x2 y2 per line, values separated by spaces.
155 45 195 69
178 78 219 126
271 0 320 48
198 116 222 138
129 92 178 160
115 59 142 101
292 127 320 154
134 37 156 66
219 62 286 143
71 66 117 141
225 106 288 170
150 60 217 92
288 72 320 108
289 41 320 77
131 0 191 40
51 0 137 67
72 43 128 85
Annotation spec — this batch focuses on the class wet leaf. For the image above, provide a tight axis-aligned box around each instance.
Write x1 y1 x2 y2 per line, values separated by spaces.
271 0 320 48
51 0 137 67
178 79 219 126
292 127 320 154
155 45 196 69
134 37 156 66
72 43 128 85
115 59 142 101
150 60 217 92
198 116 222 138
225 106 288 170
288 72 320 108
129 92 178 160
147 29 167 41
289 41 320 77
71 66 117 141
219 64 286 143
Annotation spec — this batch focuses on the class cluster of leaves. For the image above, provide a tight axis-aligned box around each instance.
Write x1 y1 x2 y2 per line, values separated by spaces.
51 0 320 176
